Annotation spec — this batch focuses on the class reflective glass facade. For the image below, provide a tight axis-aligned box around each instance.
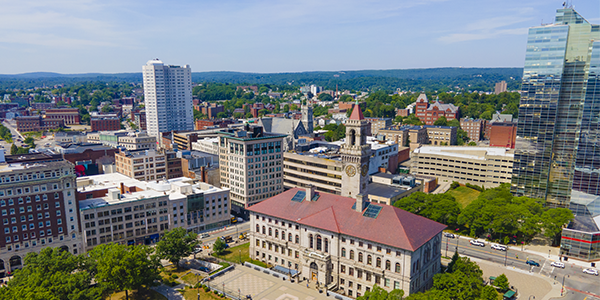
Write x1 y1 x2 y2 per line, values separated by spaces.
511 8 600 261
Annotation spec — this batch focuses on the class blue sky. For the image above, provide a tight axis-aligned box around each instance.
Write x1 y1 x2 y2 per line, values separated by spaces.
0 0 598 74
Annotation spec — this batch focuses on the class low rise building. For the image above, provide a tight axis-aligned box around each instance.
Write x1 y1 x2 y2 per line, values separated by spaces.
424 125 457 146
54 131 88 144
77 173 230 251
192 137 219 155
54 143 118 176
44 108 80 125
411 146 514 188
365 118 392 136
249 187 445 296
16 115 64 132
115 149 168 181
414 94 459 125
489 122 517 149
118 132 156 150
459 118 486 142
368 173 422 205
91 115 121 132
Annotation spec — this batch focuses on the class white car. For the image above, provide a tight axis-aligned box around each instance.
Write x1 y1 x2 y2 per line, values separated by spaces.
491 244 507 251
550 261 565 268
583 268 599 276
470 240 485 247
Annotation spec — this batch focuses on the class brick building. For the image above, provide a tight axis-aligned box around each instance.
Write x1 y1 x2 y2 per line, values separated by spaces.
414 94 459 125
44 108 80 125
131 110 147 130
338 101 365 111
194 103 225 119
0 151 83 275
55 143 118 176
459 118 486 142
16 116 64 132
194 119 235 130
489 122 517 149
90 116 121 132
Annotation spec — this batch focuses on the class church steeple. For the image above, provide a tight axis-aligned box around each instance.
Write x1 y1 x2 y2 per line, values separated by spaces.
340 103 370 198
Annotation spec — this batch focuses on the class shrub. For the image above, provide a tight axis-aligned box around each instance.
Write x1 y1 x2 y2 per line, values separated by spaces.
450 182 460 189
465 183 484 192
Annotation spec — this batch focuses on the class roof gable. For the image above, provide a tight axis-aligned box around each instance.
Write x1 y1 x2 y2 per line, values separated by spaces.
349 104 364 120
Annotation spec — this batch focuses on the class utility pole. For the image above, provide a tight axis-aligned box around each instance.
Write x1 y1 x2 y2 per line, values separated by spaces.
504 249 508 266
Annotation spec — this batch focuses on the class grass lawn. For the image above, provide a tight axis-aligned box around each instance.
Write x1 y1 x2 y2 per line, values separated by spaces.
446 185 481 208
212 243 270 268
181 272 202 286
160 265 192 286
106 289 166 300
180 287 225 300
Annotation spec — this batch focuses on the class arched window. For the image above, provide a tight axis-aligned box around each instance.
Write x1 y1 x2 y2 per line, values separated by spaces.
309 234 313 248
376 257 381 268
367 255 372 265
288 233 292 242
295 235 299 244
262 226 265 234
395 263 401 273
256 224 260 232
275 229 278 238
349 129 356 146
350 250 355 260
385 260 391 271
324 238 329 253
341 248 346 257
268 228 272 236
316 235 322 251
358 252 363 263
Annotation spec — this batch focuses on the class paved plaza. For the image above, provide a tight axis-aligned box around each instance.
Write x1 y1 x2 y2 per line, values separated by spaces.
208 266 332 300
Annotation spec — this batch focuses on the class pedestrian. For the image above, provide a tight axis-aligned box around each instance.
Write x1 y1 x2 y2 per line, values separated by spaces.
516 254 518 259
306 283 309 288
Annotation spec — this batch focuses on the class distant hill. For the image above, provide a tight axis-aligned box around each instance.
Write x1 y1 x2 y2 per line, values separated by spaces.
0 67 523 92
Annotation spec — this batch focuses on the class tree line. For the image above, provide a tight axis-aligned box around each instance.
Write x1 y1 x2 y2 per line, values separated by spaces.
393 184 574 246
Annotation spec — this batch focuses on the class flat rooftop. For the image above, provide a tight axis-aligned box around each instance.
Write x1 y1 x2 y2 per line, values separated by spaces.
368 182 413 199
413 146 514 161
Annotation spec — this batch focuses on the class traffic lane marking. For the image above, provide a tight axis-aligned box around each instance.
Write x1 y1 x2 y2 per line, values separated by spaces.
449 243 544 265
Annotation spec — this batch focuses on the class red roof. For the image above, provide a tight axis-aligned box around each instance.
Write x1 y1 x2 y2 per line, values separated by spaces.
349 104 364 120
248 188 446 252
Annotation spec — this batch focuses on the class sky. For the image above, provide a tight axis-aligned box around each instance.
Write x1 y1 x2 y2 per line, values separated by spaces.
0 0 599 74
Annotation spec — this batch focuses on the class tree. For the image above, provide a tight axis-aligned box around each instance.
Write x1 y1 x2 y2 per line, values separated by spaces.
339 95 354 102
480 285 498 300
245 112 254 119
155 227 198 267
24 137 35 148
402 114 423 125
0 247 104 300
468 141 477 146
493 274 509 292
213 238 227 255
393 192 461 227
479 111 492 120
10 143 17 155
433 116 448 126
387 289 405 300
357 284 403 300
541 208 574 246
91 243 161 300
318 93 333 102
216 112 228 119
101 105 114 113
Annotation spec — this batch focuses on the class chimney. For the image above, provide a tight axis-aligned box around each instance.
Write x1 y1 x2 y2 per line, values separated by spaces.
200 166 207 183
120 182 124 194
355 194 367 213
306 185 315 201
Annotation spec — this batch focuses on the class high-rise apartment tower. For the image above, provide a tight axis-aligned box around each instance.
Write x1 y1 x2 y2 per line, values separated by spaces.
142 59 194 140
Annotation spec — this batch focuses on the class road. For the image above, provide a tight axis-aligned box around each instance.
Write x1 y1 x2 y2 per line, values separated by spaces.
0 120 25 149
198 222 250 248
443 236 600 299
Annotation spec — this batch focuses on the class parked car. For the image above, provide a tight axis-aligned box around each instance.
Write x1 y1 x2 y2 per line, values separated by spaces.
199 266 210 273
470 240 485 247
491 244 507 251
583 268 599 276
193 247 202 254
526 260 540 267
550 261 565 268
443 233 456 239
200 233 210 239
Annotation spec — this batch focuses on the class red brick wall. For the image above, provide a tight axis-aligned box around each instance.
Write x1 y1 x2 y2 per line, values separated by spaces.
489 124 517 149
397 147 410 163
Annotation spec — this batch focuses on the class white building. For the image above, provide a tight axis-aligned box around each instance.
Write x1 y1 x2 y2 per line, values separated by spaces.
142 59 194 140
77 173 230 251
249 186 445 297
192 137 220 155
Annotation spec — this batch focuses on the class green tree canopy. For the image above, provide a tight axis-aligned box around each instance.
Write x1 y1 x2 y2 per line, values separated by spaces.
433 116 448 126
393 192 461 227
90 243 161 300
213 238 227 255
318 93 333 102
493 274 509 292
155 227 198 267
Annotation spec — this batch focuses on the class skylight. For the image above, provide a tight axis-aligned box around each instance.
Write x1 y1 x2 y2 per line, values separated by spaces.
291 190 306 202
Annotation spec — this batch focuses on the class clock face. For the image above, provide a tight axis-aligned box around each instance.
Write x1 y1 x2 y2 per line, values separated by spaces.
361 164 368 176
346 165 357 177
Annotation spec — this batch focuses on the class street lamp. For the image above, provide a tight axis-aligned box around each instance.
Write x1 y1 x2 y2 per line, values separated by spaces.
504 248 508 266
561 274 569 296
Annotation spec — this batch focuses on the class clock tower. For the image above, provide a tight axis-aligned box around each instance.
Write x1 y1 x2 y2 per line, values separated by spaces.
340 102 370 198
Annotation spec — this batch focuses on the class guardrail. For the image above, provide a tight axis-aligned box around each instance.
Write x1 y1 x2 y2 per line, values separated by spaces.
243 262 289 281
202 265 235 282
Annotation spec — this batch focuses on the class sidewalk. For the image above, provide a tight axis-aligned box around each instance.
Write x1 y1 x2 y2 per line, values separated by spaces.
152 284 185 300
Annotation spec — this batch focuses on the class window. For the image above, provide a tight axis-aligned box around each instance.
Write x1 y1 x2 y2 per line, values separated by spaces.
395 263 401 273
385 260 391 271
341 248 346 257
256 224 259 232
288 233 292 242
309 234 313 248
295 235 299 244
376 257 381 268
349 250 354 260
367 255 372 265
262 226 265 234
316 235 322 251
358 252 363 263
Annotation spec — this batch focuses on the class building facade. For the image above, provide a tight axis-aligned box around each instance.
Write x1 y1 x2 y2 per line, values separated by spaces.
248 187 445 296
118 132 157 150
489 122 517 149
494 81 507 95
44 108 80 125
16 116 64 133
143 59 194 140
90 115 121 132
411 146 514 189
0 152 82 276
365 118 392 136
459 118 485 142
218 126 286 216
414 94 459 125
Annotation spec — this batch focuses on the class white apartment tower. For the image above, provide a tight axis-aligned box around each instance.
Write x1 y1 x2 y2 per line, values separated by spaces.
142 59 194 139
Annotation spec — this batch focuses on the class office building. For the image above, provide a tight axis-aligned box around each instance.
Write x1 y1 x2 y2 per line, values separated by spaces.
118 132 157 150
412 146 514 189
115 149 178 182
0 151 82 275
142 59 194 140
494 81 507 95
249 186 445 296
77 173 230 251
218 126 286 216
511 7 600 214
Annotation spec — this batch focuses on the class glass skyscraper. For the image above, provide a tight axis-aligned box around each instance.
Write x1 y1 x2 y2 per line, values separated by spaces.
511 8 600 260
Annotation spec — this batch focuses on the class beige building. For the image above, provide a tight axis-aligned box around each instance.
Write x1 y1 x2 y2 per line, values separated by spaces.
249 187 445 297
118 132 157 150
283 151 343 195
115 149 167 181
218 126 286 216
411 146 514 188
77 173 230 251
424 126 457 146
368 173 423 205
380 125 457 150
